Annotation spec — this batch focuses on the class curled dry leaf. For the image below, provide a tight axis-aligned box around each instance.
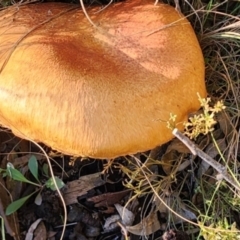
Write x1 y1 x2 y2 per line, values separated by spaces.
161 150 179 175
161 139 193 175
25 218 46 240
32 221 47 240
103 204 135 233
115 203 135 226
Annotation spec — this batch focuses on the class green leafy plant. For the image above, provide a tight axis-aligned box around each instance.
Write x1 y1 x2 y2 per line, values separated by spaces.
0 155 65 215
184 94 226 139
199 219 240 240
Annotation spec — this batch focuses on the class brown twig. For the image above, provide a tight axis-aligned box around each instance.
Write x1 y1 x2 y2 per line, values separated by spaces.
172 128 240 193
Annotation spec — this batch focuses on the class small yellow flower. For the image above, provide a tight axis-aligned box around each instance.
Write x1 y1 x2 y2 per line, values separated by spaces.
167 113 177 130
183 94 225 139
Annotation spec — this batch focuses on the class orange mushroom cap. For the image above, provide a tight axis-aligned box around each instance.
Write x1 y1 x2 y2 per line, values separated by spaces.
0 0 206 159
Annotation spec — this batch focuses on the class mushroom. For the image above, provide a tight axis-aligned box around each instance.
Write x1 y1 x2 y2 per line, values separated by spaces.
0 0 206 159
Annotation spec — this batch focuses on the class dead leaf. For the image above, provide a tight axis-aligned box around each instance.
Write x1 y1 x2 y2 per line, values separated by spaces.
103 214 121 233
167 138 191 154
217 111 234 141
25 219 47 240
0 177 20 240
176 159 191 172
33 221 47 240
161 150 178 175
115 203 135 226
126 211 162 236
0 130 30 155
63 173 105 205
10 154 44 167
87 189 131 208
47 231 57 239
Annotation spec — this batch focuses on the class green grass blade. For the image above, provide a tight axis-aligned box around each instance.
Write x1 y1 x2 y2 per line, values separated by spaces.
28 155 40 183
5 193 35 215
6 163 40 187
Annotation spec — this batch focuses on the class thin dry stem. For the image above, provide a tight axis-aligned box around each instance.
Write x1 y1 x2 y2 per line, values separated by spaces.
172 128 240 193
79 0 98 28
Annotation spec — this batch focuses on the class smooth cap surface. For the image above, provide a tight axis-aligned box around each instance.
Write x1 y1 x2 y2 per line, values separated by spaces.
0 0 206 158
